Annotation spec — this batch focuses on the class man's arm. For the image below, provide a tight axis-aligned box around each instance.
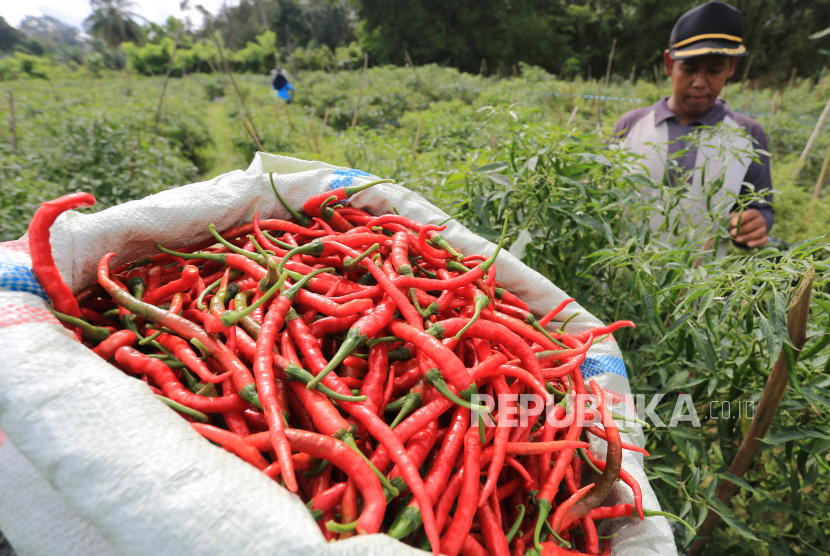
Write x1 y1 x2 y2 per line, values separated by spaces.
729 119 774 248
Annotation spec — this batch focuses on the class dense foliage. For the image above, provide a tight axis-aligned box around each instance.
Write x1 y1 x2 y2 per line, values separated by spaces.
3 63 830 554
0 76 211 240
356 0 830 82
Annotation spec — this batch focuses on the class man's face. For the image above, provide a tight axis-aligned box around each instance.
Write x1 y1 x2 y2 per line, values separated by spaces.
664 52 738 119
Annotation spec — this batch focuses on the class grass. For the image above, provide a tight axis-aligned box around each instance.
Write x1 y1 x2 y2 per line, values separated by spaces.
202 98 248 180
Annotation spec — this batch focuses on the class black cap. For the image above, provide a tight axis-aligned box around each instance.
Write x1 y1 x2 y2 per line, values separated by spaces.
669 1 748 59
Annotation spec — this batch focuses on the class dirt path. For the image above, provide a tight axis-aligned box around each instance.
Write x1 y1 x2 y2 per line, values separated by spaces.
201 99 247 180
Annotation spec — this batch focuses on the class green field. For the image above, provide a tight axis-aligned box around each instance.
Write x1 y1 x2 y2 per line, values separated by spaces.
3 66 830 554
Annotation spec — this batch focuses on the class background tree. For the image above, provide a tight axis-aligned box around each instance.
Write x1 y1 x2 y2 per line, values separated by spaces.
83 0 145 51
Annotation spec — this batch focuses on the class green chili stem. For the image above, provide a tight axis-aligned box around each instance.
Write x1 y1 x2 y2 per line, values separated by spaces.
556 311 580 333
505 504 526 543
325 520 357 533
454 294 490 340
341 431 399 497
344 243 380 272
270 172 310 226
425 368 489 412
49 309 110 342
155 395 208 422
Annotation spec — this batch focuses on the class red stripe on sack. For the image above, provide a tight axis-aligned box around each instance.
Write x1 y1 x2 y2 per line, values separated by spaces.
0 305 62 328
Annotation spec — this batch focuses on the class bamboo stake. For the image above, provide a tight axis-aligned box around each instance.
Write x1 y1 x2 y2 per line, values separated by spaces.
308 109 320 153
411 118 423 161
604 38 616 87
806 142 830 221
241 116 264 151
351 52 369 128
153 27 183 138
8 91 18 156
128 140 139 180
770 90 779 117
566 105 579 127
404 50 423 92
688 268 814 556
796 93 830 177
272 99 281 122
741 55 753 90
211 31 262 143
321 106 329 139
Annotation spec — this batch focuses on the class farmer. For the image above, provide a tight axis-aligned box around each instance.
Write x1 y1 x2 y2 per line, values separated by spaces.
614 1 773 254
271 67 295 104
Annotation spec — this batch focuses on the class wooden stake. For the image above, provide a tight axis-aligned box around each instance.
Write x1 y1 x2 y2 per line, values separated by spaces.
480 58 487 76
490 133 498 152
153 27 183 138
308 109 320 153
770 90 779 117
809 141 830 206
404 50 423 92
629 65 636 85
566 105 579 127
241 116 264 152
211 31 262 143
351 52 368 128
687 268 814 556
411 118 423 161
8 90 18 156
796 92 830 177
321 106 329 139
741 55 753 90
271 99 281 122
128 140 139 180
604 37 616 87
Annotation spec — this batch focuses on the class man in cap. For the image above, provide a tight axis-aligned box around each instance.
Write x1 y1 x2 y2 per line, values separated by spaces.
614 1 773 252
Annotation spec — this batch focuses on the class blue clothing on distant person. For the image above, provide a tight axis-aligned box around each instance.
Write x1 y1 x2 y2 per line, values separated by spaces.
272 69 294 103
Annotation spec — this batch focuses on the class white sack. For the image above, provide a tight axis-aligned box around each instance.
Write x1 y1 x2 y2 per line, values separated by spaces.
0 153 677 556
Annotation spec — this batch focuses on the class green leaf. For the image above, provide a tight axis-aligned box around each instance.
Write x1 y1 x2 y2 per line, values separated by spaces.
762 429 830 445
815 298 830 315
757 313 777 365
706 501 760 541
508 229 533 260
640 285 654 325
488 173 512 187
663 313 692 340
719 473 757 493
691 326 716 373
718 291 737 327
772 289 792 348
808 438 830 459
474 162 509 173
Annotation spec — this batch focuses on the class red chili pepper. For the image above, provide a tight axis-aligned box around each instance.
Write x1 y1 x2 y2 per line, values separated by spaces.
302 180 389 217
142 266 200 306
191 423 269 470
476 502 510 556
116 347 248 413
435 470 464 534
389 420 437 480
28 192 96 320
282 429 385 535
583 426 649 456
293 289 373 317
221 378 251 437
479 374 512 507
307 296 396 389
309 481 346 514
326 242 423 328
418 224 452 267
578 450 644 520
91 329 137 360
157 334 232 383
361 340 388 412
440 428 482 556
100 254 262 409
538 298 576 327
390 320 477 400
254 279 297 492
559 381 622 532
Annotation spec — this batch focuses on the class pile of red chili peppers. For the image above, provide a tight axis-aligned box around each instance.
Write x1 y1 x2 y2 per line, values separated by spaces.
27 180 692 556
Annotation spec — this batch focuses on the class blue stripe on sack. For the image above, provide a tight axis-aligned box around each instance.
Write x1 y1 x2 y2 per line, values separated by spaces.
0 260 48 300
328 169 371 205
581 355 628 380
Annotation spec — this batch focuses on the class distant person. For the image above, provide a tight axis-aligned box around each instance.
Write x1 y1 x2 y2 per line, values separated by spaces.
271 68 294 104
614 1 773 253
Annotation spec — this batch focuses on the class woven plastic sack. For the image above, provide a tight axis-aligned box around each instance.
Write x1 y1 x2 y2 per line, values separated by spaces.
0 153 677 556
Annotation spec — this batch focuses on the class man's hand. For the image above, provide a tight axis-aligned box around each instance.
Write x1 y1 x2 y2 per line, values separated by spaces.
729 209 768 248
